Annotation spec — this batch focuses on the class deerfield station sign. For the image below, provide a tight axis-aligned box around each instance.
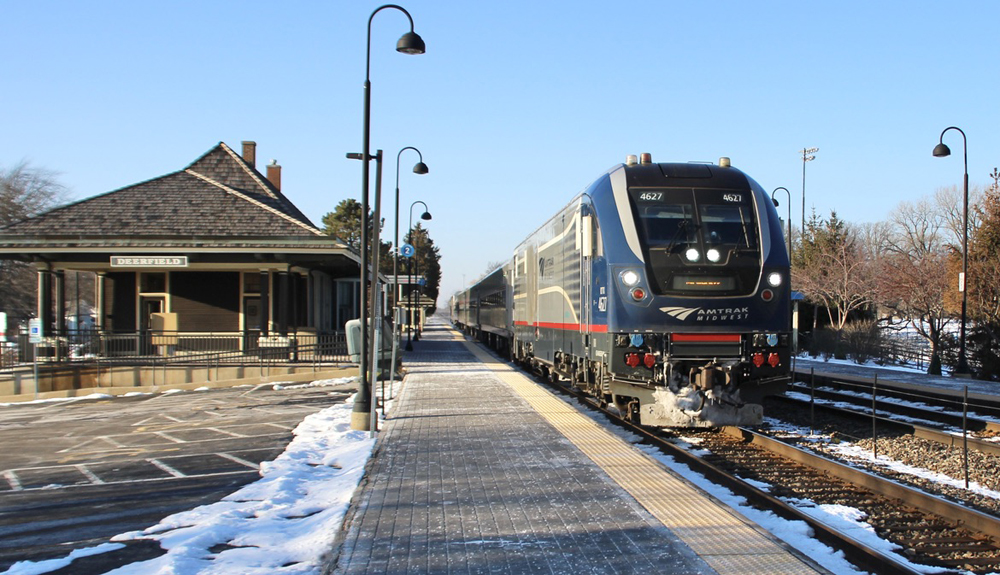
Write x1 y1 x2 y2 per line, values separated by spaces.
110 256 189 268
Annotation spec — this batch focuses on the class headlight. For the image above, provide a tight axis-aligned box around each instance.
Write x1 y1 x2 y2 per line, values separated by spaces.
706 248 721 263
685 248 700 262
767 272 782 287
620 270 641 287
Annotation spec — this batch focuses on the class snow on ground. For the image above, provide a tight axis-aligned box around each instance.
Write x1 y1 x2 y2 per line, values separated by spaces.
794 354 930 375
640 433 963 575
572 393 985 575
3 377 387 575
5 366 997 575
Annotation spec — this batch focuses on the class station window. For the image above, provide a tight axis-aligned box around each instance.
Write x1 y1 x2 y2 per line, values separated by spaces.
140 272 166 293
243 272 262 294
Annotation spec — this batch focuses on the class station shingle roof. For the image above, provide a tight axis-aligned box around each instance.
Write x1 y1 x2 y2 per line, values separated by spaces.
0 142 328 242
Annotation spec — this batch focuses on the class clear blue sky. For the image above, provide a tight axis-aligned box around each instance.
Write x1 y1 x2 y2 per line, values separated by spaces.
4 1 999 304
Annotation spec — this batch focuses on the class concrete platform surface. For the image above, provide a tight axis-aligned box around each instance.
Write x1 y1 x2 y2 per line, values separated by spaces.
328 320 828 575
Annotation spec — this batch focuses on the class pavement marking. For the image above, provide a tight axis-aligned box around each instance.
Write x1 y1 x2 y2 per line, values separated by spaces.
103 436 126 448
5 470 258 492
58 437 113 453
154 431 186 443
75 464 105 485
216 452 260 469
3 470 22 491
208 427 247 437
147 458 186 478
57 431 290 455
131 417 161 427
262 422 293 431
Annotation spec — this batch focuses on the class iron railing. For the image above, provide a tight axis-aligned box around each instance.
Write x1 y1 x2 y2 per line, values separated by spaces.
0 329 351 371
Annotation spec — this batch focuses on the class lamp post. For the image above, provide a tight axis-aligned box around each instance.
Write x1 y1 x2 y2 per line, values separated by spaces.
405 200 431 351
771 187 792 257
772 186 795 354
800 147 818 236
352 4 425 433
390 147 428 381
933 126 971 376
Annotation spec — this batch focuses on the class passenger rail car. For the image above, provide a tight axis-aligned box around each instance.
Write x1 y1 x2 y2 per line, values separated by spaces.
452 154 791 427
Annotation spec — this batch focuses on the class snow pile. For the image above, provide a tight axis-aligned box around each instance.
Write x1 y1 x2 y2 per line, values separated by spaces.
108 401 374 574
3 379 380 575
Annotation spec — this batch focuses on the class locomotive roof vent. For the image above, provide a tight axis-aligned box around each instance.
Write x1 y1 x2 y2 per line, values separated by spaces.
625 154 638 166
718 157 731 168
640 152 652 165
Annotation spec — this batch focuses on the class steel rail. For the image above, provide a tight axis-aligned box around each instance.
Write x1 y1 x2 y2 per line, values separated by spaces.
723 426 1000 542
771 393 1000 457
791 369 1000 427
554 389 928 575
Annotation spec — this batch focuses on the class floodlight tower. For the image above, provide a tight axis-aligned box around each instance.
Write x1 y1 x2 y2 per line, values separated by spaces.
800 147 818 237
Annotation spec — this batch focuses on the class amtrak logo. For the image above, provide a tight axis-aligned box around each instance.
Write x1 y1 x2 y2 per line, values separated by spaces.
660 306 750 321
660 306 701 321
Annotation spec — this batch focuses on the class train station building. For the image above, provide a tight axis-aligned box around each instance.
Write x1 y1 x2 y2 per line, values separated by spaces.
0 141 363 360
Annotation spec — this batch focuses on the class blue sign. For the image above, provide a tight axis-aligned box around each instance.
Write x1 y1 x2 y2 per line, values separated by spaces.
401 243 415 258
28 318 43 343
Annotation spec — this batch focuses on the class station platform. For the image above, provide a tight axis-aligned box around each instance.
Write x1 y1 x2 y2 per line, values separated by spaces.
329 319 829 575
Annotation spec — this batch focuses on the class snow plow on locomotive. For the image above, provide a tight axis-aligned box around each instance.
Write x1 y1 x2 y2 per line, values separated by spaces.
452 154 791 427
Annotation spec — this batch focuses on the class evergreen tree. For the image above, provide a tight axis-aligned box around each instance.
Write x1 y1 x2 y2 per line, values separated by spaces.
964 170 1000 378
404 223 442 309
321 199 365 251
321 199 393 275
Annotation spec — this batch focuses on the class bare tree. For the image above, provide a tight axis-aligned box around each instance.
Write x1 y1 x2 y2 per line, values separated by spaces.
793 211 875 330
0 161 69 319
934 184 984 251
877 197 953 374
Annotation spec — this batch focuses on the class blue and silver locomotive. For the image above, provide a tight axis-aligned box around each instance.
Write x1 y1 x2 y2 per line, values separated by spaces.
452 154 791 427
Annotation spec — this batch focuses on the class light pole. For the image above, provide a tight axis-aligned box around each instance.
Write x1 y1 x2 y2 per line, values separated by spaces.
405 200 431 351
772 186 795 354
351 4 425 433
933 126 971 376
390 147 428 381
771 187 792 257
800 147 818 236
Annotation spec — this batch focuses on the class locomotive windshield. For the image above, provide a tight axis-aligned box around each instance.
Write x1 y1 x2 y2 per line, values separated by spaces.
630 188 761 296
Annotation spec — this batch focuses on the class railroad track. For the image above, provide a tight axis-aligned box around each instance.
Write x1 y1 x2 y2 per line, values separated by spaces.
534 376 1000 574
790 369 1000 434
688 426 1000 574
772 392 1000 459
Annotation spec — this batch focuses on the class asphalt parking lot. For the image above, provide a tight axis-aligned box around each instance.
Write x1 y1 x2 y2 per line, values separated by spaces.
0 379 356 572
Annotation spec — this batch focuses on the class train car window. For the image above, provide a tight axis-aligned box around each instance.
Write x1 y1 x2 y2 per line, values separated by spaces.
700 204 756 248
637 204 696 247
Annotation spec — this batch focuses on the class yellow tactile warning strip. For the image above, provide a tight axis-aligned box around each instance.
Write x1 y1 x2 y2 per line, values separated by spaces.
461 340 823 575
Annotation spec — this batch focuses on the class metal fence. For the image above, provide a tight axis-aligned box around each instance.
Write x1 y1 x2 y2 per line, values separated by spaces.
0 329 351 372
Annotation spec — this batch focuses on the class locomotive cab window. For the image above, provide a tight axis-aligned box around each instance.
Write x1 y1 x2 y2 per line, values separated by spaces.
630 188 761 296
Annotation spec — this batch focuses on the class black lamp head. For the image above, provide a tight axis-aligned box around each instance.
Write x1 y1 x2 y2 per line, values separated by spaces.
413 162 429 175
396 31 425 55
420 211 432 221
933 142 951 158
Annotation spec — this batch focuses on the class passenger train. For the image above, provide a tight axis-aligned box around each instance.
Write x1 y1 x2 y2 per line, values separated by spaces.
451 154 791 427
